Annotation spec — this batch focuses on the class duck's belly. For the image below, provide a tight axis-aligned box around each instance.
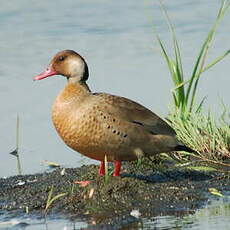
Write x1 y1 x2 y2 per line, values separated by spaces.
52 109 138 162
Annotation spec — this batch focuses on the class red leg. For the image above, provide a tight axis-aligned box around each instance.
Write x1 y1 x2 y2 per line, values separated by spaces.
113 161 121 176
98 161 105 176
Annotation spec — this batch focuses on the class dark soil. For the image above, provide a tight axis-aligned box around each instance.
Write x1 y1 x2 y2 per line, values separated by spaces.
0 160 229 228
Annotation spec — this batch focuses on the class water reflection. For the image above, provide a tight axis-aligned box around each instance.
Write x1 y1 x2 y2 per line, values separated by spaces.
0 197 229 229
143 197 230 230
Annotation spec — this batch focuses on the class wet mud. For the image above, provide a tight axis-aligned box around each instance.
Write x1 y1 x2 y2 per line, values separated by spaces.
0 161 229 228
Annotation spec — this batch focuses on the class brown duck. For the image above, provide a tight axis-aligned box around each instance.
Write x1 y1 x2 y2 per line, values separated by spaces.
34 50 194 176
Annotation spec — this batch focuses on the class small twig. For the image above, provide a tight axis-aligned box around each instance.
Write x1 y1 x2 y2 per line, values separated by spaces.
191 154 230 167
9 115 22 175
16 114 22 175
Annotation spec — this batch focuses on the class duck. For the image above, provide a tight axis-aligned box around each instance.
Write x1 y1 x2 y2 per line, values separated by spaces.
34 50 194 177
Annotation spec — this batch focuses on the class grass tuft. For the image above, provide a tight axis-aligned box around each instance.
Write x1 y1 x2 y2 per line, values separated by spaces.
44 186 67 216
151 1 230 167
168 109 230 168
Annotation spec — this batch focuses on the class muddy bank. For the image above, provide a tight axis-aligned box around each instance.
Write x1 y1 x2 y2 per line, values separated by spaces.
0 161 229 227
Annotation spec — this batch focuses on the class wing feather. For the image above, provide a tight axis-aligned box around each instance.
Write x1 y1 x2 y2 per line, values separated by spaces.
92 93 176 136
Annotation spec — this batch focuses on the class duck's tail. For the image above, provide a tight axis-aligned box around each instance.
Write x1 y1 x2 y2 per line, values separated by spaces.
174 145 197 153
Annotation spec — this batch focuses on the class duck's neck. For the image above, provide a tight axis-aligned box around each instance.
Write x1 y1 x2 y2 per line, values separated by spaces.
59 80 91 103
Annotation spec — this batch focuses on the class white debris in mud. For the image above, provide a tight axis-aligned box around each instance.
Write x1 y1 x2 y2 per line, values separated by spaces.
16 181 25 186
130 209 141 218
60 168 66 176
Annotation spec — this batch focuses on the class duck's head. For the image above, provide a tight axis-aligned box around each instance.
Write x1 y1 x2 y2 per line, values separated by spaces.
33 50 89 82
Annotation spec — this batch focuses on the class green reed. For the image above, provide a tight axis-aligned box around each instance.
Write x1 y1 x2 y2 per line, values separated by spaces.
153 0 230 117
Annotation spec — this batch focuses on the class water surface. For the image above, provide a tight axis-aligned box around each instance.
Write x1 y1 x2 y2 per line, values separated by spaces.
0 196 229 229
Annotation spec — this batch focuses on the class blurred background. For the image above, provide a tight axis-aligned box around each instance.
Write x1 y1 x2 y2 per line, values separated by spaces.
0 0 229 176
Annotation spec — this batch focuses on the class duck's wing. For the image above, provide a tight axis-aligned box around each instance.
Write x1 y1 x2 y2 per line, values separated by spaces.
92 93 176 136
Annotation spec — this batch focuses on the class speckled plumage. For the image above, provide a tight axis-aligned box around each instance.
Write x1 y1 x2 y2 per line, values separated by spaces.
34 50 194 176
52 81 178 162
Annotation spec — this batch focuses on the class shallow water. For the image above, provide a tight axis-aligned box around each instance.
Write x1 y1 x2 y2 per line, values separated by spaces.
143 197 230 230
0 1 229 229
0 196 229 230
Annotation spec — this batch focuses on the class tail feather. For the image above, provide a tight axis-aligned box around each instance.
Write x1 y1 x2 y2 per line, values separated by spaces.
174 145 196 153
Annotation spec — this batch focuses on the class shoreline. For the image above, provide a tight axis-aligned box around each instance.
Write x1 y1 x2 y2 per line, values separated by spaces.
0 162 229 226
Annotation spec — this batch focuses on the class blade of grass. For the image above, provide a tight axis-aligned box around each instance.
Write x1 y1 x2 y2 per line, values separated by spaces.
195 96 207 113
45 186 67 214
186 166 217 172
188 0 230 111
202 49 230 73
104 155 110 184
155 34 181 107
159 0 185 94
159 0 186 109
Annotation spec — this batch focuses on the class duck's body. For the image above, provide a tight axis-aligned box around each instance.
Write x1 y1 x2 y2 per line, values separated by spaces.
34 50 194 176
52 81 178 163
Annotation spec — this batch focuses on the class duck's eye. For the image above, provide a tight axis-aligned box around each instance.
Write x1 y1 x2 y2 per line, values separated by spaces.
58 56 65 61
